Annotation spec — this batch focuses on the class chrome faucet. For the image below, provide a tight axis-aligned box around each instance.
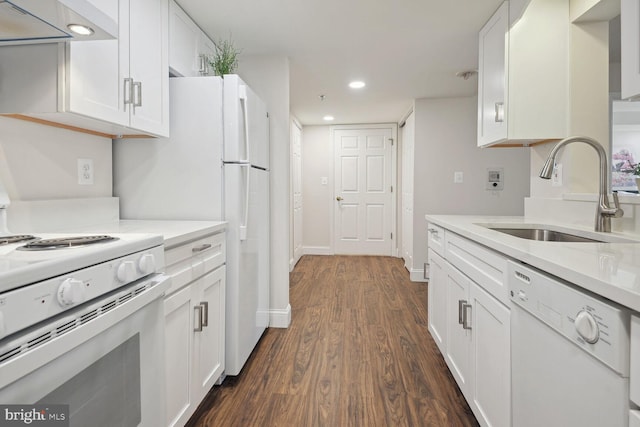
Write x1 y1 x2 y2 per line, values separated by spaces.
539 136 623 232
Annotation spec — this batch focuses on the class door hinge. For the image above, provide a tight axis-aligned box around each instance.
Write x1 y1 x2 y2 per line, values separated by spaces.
390 186 393 193
389 138 394 146
391 232 393 239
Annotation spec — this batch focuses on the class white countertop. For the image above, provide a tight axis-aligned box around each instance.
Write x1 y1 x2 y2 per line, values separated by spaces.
425 215 640 313
57 220 227 249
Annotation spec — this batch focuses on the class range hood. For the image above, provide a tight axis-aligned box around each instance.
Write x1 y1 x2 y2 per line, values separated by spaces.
0 0 117 45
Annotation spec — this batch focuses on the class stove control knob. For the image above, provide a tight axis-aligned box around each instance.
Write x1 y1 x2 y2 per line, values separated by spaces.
575 310 599 344
57 278 86 306
116 261 136 283
137 254 156 275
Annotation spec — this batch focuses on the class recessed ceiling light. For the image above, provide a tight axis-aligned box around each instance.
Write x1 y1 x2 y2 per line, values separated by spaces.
67 24 94 36
323 115 334 121
349 81 366 89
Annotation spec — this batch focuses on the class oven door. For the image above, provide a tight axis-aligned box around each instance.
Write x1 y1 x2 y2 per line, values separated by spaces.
0 274 170 427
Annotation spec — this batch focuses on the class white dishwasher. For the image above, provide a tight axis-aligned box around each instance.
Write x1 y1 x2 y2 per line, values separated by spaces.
508 260 631 427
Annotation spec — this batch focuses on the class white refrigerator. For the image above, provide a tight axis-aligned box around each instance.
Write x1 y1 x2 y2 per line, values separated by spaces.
113 75 270 377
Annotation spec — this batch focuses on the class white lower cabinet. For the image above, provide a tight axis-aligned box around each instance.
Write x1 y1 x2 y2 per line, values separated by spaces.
427 249 447 353
427 225 510 427
163 232 226 427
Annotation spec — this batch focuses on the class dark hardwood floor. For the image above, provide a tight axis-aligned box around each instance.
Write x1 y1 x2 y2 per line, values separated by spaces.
187 255 478 427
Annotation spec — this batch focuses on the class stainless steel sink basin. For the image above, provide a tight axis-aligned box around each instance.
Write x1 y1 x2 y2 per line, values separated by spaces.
489 228 602 243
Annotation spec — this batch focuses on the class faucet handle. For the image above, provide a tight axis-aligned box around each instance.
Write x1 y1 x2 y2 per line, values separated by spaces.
611 191 624 218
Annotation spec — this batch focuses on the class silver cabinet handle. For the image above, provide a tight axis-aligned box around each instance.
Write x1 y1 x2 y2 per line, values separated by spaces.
462 303 472 330
132 81 142 109
458 299 466 324
123 77 133 107
192 243 212 253
194 304 203 332
199 54 207 74
200 301 209 327
428 228 439 236
494 102 504 122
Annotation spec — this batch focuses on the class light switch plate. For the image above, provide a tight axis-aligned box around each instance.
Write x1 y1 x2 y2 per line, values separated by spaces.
454 171 463 183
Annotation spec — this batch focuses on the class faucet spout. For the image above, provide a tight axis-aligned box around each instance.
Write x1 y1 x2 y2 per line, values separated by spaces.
539 136 623 232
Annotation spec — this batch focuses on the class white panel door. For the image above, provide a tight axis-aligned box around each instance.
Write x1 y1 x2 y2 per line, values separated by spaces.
291 121 303 266
401 113 415 270
333 126 394 255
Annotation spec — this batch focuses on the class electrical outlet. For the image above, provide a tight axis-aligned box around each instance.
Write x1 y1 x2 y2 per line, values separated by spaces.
552 163 562 187
454 171 463 183
77 158 94 185
321 177 328 185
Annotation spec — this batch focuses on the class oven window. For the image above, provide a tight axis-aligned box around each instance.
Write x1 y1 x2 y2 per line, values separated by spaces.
37 334 142 427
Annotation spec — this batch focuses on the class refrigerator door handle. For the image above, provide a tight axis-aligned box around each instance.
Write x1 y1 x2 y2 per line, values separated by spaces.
239 85 250 163
239 163 250 241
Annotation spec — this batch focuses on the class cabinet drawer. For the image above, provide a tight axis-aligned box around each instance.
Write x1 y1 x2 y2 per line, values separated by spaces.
445 232 508 305
164 232 226 296
427 223 446 257
165 232 226 268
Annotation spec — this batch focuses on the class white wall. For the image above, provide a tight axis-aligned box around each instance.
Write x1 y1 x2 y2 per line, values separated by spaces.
237 55 291 328
0 117 112 200
414 97 530 275
300 125 333 253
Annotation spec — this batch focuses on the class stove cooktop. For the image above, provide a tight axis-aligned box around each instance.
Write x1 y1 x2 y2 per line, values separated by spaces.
0 233 164 294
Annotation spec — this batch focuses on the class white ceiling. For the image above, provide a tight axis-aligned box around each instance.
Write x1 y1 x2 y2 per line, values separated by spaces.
177 0 504 125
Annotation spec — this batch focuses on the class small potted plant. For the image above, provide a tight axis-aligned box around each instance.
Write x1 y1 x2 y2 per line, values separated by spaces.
633 164 640 190
207 37 241 77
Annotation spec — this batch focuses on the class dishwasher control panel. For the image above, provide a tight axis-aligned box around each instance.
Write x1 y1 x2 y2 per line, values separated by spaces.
507 260 630 376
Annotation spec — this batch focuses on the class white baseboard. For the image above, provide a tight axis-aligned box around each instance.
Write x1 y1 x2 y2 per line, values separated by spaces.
269 304 292 328
303 246 333 255
410 269 428 282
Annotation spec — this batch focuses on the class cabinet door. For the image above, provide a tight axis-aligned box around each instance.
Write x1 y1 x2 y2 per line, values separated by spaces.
469 283 510 427
477 2 508 146
192 266 226 401
622 0 640 100
427 250 447 354
169 0 200 77
67 0 129 127
164 286 195 427
445 263 471 395
129 0 169 136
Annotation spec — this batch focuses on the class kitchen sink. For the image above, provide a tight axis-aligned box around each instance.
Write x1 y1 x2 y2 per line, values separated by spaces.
488 227 603 243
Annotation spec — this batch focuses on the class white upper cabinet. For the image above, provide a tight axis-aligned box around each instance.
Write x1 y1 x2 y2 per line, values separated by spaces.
0 0 169 138
622 0 640 100
169 0 216 77
477 0 570 147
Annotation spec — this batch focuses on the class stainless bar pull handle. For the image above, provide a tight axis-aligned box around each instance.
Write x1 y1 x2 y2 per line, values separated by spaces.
200 301 209 327
192 243 212 253
132 81 142 109
123 77 133 108
494 102 504 123
462 303 472 330
194 305 203 332
199 54 207 74
458 299 466 324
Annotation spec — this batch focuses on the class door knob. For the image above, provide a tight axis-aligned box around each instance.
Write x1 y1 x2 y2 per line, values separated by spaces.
336 196 343 201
